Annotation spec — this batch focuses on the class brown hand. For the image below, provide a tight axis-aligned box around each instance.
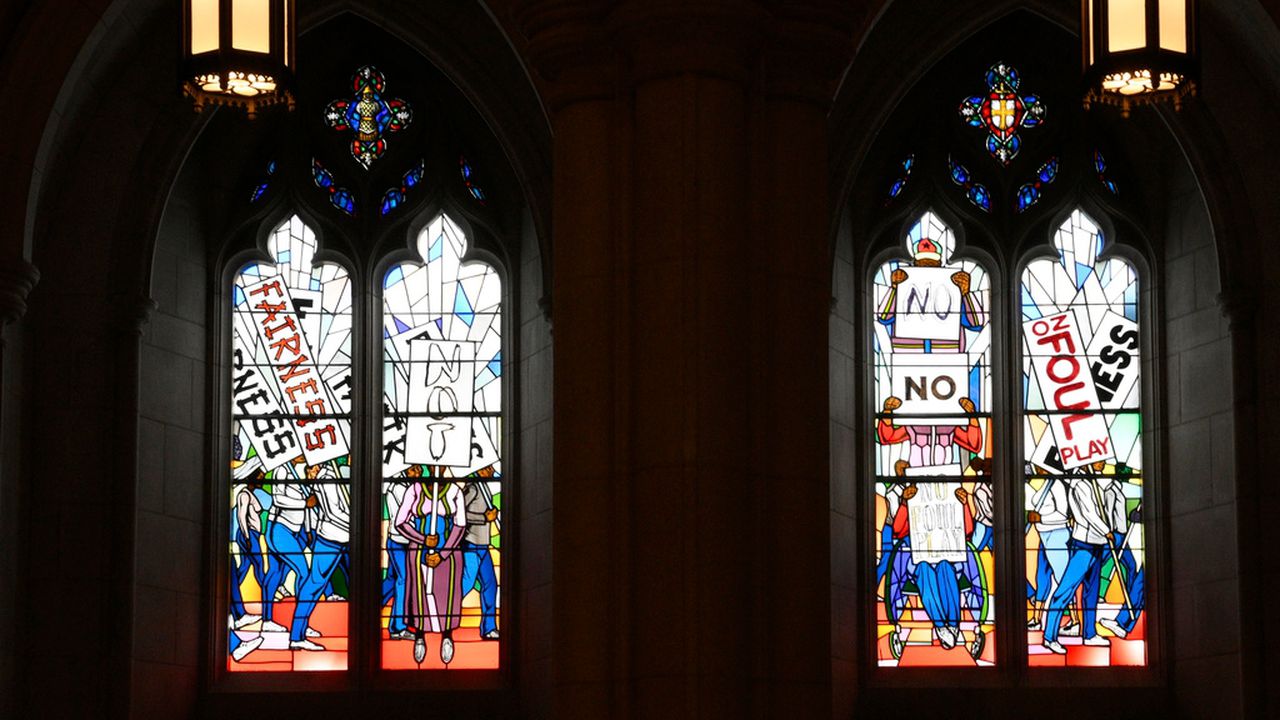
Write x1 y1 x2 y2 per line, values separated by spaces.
426 554 443 568
425 534 439 549
958 397 976 414
955 487 970 503
902 484 918 501
883 396 903 412
305 495 319 508
484 508 498 523
894 459 910 478
1027 510 1042 524
1092 460 1107 472
891 268 908 286
951 270 971 295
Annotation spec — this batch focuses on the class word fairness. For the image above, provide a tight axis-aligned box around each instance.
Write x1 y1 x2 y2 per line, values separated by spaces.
243 276 349 466
1024 311 1115 469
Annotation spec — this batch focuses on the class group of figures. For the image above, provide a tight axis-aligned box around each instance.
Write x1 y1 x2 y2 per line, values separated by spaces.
227 215 504 672
872 211 1146 668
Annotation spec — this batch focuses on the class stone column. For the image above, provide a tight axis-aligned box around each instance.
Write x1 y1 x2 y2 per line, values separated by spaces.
518 2 854 715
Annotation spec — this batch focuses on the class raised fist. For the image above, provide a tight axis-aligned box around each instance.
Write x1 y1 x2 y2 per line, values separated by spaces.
955 487 970 504
1092 460 1107 472
484 508 499 523
1027 510 1042 524
958 397 976 413
305 494 319 508
894 459 910 477
902 484 919 501
891 268 908 286
883 396 903 412
951 270 971 295
426 554 442 568
425 534 439 549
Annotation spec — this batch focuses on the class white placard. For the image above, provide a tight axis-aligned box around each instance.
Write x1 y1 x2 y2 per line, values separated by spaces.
906 464 967 564
230 343 299 472
890 353 971 423
1024 311 1114 469
1086 310 1140 410
895 267 963 341
241 276 348 466
408 339 476 415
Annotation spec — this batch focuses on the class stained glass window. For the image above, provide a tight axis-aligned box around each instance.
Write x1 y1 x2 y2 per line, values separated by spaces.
872 211 994 667
886 154 915 203
959 62 1045 165
1015 156 1060 213
228 216 354 672
380 159 426 216
459 155 486 204
250 160 276 203
324 65 413 169
1021 209 1145 667
948 156 991 212
312 158 356 215
380 214 503 669
1094 150 1119 194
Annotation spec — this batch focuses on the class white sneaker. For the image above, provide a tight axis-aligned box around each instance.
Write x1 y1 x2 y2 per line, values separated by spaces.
1060 620 1080 637
233 613 262 630
482 629 500 641
389 630 414 640
1042 640 1066 655
261 620 288 633
440 636 455 664
326 594 344 602
305 626 322 638
413 636 427 664
289 639 326 651
232 636 264 662
1026 618 1042 631
1084 635 1110 646
1099 618 1128 639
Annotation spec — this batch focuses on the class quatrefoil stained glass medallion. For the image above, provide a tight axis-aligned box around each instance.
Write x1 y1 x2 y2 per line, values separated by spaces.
324 66 413 169
959 63 1045 165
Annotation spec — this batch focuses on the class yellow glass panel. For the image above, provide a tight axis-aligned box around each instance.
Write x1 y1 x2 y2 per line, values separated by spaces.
1086 0 1094 66
1108 0 1146 52
232 0 271 53
282 0 289 66
1159 0 1187 53
190 0 219 54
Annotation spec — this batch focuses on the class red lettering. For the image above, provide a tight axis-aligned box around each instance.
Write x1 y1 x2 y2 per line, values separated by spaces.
285 379 318 402
254 300 286 324
1052 382 1092 411
278 354 312 383
305 398 327 415
1035 331 1076 354
1046 355 1080 383
1060 413 1092 441
305 424 338 451
264 316 297 341
269 333 303 361
249 280 283 298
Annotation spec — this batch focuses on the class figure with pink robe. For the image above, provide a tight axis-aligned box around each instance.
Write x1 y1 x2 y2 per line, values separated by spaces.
394 476 467 665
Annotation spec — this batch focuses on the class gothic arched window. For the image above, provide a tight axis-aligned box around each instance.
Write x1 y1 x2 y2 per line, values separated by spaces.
856 15 1156 674
215 17 517 679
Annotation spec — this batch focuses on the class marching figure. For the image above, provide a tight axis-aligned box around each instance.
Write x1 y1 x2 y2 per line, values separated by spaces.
395 473 467 665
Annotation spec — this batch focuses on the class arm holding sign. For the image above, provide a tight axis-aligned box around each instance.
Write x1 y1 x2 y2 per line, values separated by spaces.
951 271 986 331
877 396 909 445
876 269 909 326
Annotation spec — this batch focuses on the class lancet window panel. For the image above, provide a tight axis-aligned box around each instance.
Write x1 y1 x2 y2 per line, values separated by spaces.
1021 210 1146 668
227 215 354 673
871 211 996 668
380 214 504 670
